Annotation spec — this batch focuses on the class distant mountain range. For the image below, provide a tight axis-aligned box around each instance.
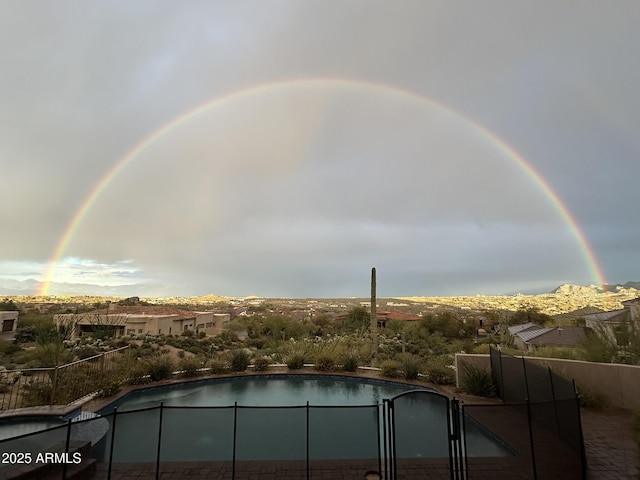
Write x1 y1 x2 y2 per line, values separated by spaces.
552 282 640 295
601 281 640 292
1 277 638 299
0 278 175 297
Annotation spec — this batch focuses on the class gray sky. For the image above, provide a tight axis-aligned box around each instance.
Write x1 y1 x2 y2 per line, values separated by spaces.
1 1 638 298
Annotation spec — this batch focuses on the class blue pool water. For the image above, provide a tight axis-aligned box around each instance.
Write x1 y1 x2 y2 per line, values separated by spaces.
93 375 513 461
102 375 417 411
0 376 514 462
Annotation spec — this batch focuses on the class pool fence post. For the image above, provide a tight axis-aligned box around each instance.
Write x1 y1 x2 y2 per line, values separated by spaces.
548 367 561 437
108 408 117 480
50 366 59 405
521 359 537 479
382 400 388 480
376 403 382 479
450 397 464 480
525 397 538 480
156 402 163 480
446 397 454 480
232 401 237 480
390 400 397 480
63 417 72 479
461 403 469 480
306 401 310 480
573 379 587 480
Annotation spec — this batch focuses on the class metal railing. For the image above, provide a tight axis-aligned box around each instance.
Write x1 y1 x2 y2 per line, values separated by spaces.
0 346 130 410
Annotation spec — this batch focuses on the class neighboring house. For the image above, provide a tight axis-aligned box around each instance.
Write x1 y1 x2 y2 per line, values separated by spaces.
508 323 588 352
583 297 640 347
0 311 19 333
375 310 422 328
334 310 421 328
55 305 230 338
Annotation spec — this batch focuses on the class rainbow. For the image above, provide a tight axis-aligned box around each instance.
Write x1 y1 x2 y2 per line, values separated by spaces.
38 77 607 295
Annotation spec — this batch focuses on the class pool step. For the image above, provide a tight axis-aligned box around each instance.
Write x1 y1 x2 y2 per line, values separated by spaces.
0 440 96 480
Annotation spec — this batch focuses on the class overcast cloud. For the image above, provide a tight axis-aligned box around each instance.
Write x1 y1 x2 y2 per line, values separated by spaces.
1 1 638 297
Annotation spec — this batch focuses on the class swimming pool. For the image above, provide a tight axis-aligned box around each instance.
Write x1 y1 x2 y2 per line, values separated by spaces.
92 375 513 462
101 375 418 411
0 417 65 441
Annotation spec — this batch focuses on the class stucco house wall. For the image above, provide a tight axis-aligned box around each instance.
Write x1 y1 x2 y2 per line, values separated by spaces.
0 311 19 333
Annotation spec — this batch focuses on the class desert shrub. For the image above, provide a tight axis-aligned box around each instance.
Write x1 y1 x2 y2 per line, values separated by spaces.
22 381 53 407
577 385 606 410
253 356 271 371
380 360 403 378
398 353 422 380
75 346 99 360
145 355 174 381
127 361 151 385
285 353 306 370
208 359 228 374
340 351 359 372
98 379 121 398
460 362 495 397
472 343 491 355
179 356 202 377
217 330 239 345
14 326 38 343
230 350 250 372
315 354 336 372
426 364 455 385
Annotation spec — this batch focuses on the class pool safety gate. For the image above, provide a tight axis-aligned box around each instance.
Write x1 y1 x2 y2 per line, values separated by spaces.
0 390 467 480
483 346 587 480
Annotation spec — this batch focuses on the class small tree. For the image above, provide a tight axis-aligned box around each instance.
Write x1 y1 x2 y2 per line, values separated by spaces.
35 322 74 367
346 307 370 334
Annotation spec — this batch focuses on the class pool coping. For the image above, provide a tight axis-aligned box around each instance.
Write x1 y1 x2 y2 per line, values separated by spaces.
85 367 445 413
0 367 499 419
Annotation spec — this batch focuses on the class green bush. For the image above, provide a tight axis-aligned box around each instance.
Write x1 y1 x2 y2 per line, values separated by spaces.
75 346 99 360
315 354 336 372
380 360 403 378
460 362 495 397
285 353 306 370
208 359 228 374
179 356 202 377
22 381 53 407
230 350 250 372
98 379 121 398
253 356 271 371
14 326 37 343
127 361 151 385
340 352 359 372
145 355 174 381
577 385 606 410
398 353 422 380
426 365 455 385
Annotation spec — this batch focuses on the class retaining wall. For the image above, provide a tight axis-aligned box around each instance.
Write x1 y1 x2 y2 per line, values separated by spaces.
455 353 640 411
